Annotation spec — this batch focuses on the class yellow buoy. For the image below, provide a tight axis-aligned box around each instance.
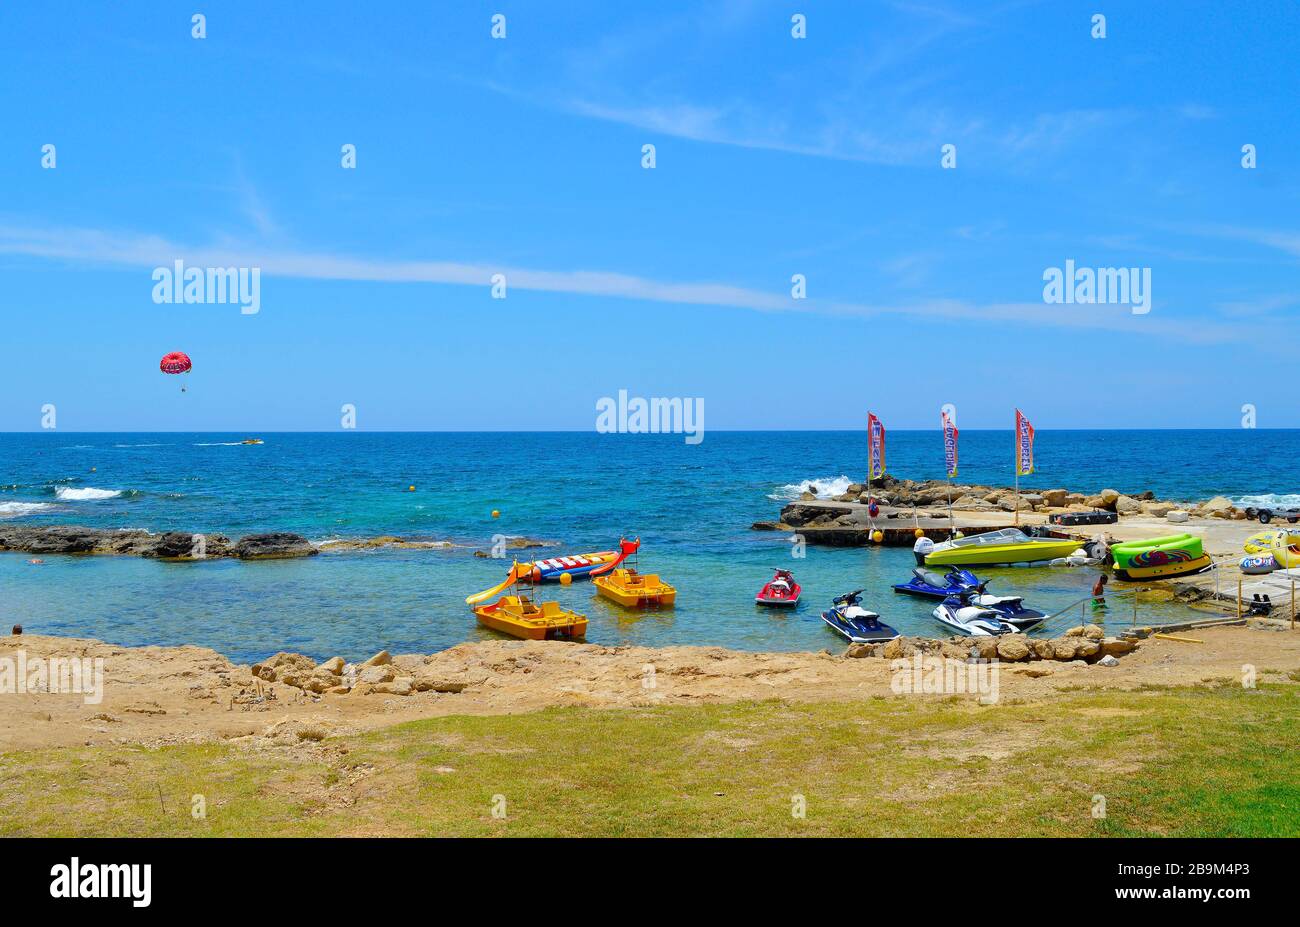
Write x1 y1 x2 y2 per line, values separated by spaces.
491 509 500 518
872 529 884 544
408 485 415 492
559 572 572 586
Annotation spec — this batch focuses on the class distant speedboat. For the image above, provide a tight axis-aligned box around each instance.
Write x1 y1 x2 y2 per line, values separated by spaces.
821 590 899 644
240 438 264 445
924 528 1083 567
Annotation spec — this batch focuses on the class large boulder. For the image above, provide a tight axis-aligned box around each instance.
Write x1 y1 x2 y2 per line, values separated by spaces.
1115 495 1143 515
1202 496 1235 517
1166 510 1190 523
996 637 1031 661
233 533 317 559
1142 501 1177 517
1042 489 1069 507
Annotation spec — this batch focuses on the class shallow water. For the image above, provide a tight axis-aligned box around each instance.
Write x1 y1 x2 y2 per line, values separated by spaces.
2 430 1275 662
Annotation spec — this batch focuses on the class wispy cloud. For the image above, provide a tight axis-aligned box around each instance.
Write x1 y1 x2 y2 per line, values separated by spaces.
0 222 1266 347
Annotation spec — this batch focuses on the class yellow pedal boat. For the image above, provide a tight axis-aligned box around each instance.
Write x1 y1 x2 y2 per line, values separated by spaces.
593 568 676 608
473 595 587 641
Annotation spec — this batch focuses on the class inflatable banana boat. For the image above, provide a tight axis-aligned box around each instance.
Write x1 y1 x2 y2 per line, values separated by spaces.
1111 534 1212 581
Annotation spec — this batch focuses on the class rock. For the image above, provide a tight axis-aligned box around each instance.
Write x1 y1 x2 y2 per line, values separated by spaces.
1032 639 1056 660
1083 624 1105 640
1097 655 1120 667
799 491 816 502
995 638 1031 661
266 652 316 671
1101 637 1137 656
326 685 351 695
0 525 234 558
1202 496 1235 516
1141 501 1177 517
411 675 476 693
359 666 396 685
882 638 914 660
1042 489 1069 507
1063 625 1085 637
1064 493 1087 506
751 521 780 531
319 656 345 675
1052 639 1080 660
372 678 413 696
973 637 1001 661
845 644 876 659
363 650 392 667
1166 510 1190 523
1074 639 1101 659
233 532 317 559
1115 495 1142 514
1099 489 1121 505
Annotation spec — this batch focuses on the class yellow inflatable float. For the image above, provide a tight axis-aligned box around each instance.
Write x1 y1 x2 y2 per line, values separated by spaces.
1244 528 1300 567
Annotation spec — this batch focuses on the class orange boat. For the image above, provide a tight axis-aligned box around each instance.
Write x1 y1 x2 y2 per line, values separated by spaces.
472 594 588 641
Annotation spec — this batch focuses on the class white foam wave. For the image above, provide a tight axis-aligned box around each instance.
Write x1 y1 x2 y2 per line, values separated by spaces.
0 501 57 518
1235 494 1300 508
54 487 123 501
193 442 245 447
768 474 855 502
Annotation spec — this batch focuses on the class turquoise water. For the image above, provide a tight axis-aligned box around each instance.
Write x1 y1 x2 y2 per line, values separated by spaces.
2 430 1291 662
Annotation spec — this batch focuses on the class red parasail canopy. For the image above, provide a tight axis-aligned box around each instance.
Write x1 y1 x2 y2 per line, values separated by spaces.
159 351 192 374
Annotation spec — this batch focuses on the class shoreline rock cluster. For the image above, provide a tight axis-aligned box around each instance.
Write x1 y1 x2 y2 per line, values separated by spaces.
781 474 1248 526
844 624 1139 665
0 525 558 561
0 525 317 560
249 648 478 698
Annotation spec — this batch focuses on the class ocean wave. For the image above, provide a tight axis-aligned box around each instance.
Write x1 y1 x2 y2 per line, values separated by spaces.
768 474 855 502
1235 494 1300 508
54 487 125 501
0 501 59 518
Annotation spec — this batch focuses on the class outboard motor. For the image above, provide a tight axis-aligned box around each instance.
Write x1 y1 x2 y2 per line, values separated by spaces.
913 535 935 566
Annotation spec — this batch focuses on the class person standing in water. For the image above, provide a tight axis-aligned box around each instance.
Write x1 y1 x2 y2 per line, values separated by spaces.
1091 574 1108 612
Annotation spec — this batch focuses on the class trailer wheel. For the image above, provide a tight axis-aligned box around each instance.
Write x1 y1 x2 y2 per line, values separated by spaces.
1259 510 1273 524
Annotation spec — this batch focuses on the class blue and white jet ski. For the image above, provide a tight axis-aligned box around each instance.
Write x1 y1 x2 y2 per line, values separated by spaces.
892 566 981 599
821 589 900 644
895 566 1045 631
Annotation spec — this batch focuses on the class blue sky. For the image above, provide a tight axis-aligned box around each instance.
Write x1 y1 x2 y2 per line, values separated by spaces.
2 0 1298 431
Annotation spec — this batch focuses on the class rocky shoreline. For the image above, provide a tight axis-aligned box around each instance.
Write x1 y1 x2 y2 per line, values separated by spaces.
764 474 1250 533
0 525 555 560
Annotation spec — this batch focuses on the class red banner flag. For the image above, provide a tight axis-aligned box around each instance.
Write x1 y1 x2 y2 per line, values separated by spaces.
867 413 886 481
942 409 958 478
1015 409 1035 476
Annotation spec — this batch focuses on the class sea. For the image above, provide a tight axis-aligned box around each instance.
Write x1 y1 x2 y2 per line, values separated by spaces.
1 430 1294 663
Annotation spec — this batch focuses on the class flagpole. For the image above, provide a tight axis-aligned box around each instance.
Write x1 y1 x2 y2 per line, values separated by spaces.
1014 423 1020 528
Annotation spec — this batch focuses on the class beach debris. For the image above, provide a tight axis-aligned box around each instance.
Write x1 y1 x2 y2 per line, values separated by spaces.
1153 633 1204 644
1097 655 1120 667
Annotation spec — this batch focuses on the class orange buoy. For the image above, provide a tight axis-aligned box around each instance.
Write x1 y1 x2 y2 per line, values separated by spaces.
491 509 500 518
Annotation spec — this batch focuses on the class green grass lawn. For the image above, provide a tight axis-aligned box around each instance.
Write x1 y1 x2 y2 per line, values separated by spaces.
1 682 1296 837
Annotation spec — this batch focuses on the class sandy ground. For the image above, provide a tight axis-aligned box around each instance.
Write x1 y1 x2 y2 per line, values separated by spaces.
2 623 1297 752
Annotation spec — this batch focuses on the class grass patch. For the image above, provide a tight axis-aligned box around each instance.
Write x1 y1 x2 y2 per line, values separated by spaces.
1 683 1296 837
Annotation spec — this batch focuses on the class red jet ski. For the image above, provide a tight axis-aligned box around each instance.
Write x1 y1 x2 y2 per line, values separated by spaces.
756 569 801 607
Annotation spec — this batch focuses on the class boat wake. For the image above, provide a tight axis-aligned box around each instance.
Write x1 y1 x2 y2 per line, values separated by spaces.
768 474 854 502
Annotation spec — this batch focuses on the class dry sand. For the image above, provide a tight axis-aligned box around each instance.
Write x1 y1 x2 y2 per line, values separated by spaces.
3 623 1297 752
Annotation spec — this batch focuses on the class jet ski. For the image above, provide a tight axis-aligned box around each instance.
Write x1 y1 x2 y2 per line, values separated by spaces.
892 565 980 599
821 590 900 644
966 589 1045 631
932 593 1021 636
756 569 801 607
894 566 1045 630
